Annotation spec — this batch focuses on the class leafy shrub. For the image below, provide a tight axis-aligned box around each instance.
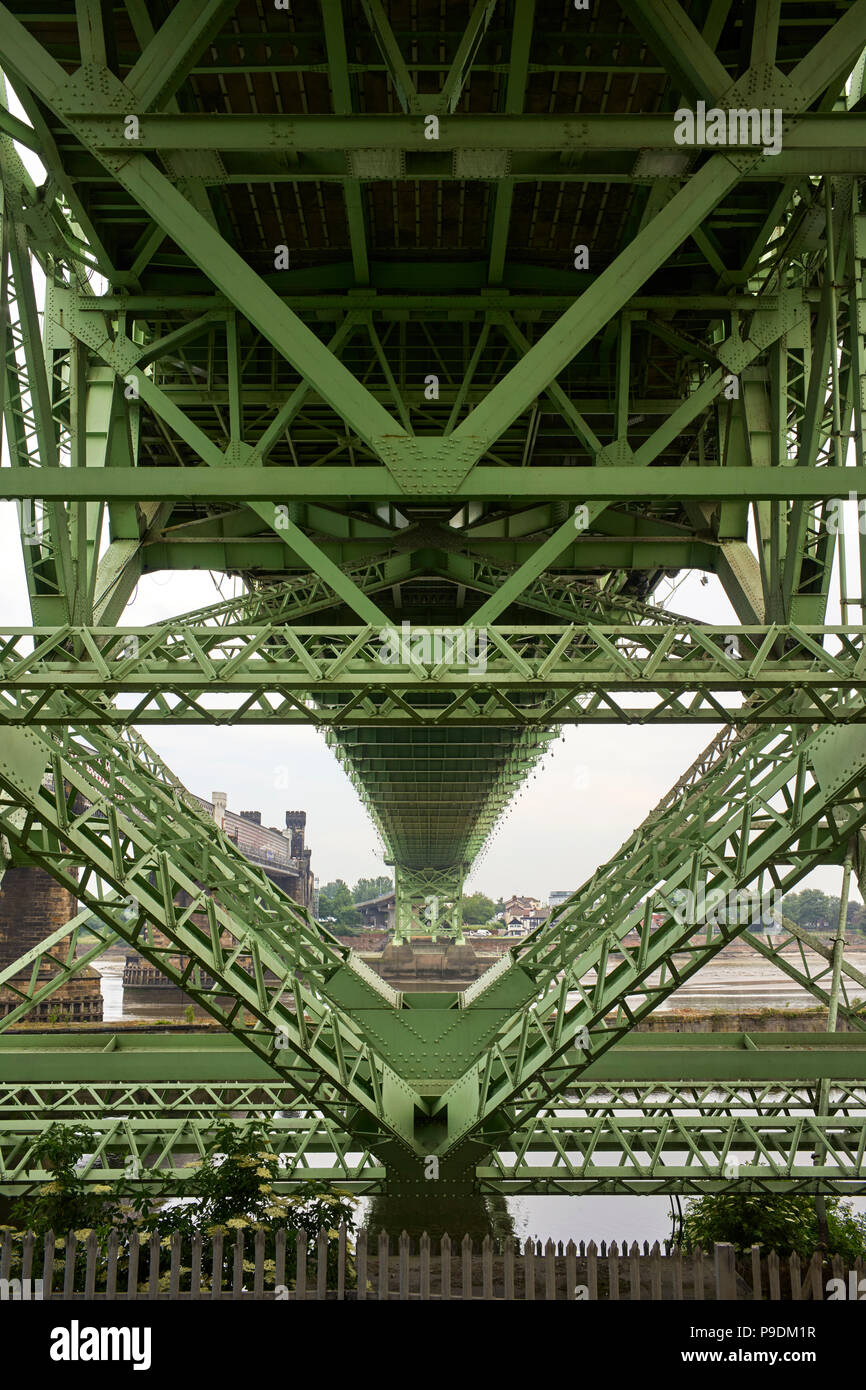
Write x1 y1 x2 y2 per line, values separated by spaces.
676 1192 866 1259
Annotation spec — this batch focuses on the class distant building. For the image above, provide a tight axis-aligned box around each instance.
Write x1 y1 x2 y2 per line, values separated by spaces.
200 794 314 909
496 894 542 921
501 924 527 939
123 793 317 996
548 890 573 910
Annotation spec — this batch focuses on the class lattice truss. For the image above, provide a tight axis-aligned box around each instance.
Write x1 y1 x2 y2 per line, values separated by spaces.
1 0 866 1195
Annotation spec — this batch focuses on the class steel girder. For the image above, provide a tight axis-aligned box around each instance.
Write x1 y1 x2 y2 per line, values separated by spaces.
0 717 432 1158
2 623 866 728
3 1032 866 1196
392 864 467 943
3 693 866 1171
6 466 866 504
328 723 555 888
1 1 866 1194
5 1030 866 1097
2 1114 866 1196
430 700 866 1162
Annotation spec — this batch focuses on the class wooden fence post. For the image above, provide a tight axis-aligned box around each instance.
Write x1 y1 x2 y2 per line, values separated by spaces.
629 1241 641 1300
503 1235 514 1301
42 1232 55 1301
105 1229 119 1301
63 1232 77 1300
671 1243 683 1301
693 1245 704 1300
462 1233 473 1300
523 1238 535 1300
714 1242 737 1300
650 1240 662 1301
377 1230 388 1301
20 1230 33 1296
608 1240 619 1300
355 1228 367 1301
482 1235 494 1300
190 1233 202 1300
296 1229 307 1302
169 1231 182 1301
399 1230 410 1301
82 1230 97 1299
544 1239 556 1301
127 1230 140 1301
586 1240 598 1301
441 1233 452 1300
768 1250 780 1300
231 1230 244 1300
420 1231 430 1301
337 1224 347 1301
147 1232 160 1300
830 1252 844 1299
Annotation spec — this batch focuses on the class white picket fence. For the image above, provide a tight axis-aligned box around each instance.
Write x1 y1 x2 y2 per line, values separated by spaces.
1 1228 861 1299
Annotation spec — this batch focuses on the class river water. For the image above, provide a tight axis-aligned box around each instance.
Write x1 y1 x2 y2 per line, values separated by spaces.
92 951 866 1243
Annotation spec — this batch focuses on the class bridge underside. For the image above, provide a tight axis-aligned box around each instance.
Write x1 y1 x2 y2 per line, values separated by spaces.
4 1031 866 1196
1 0 866 1197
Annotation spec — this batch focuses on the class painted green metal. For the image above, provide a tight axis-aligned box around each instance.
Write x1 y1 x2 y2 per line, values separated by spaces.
1 623 866 726
392 864 467 943
2 0 866 1195
5 1029 866 1086
3 1032 866 1195
4 466 866 502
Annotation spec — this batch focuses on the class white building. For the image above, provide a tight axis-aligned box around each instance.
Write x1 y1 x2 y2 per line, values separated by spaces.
548 890 573 909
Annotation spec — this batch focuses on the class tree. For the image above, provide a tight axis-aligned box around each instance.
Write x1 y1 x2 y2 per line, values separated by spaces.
784 888 866 934
848 899 866 934
462 892 497 924
317 879 355 923
676 1192 866 1260
353 875 393 903
784 888 832 930
9 1125 125 1238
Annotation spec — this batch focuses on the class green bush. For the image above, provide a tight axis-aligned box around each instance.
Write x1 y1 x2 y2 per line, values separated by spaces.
5 1119 359 1293
676 1192 866 1260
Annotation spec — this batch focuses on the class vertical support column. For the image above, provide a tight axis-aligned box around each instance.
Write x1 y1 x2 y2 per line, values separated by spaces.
814 840 853 1244
850 183 866 623
393 865 465 944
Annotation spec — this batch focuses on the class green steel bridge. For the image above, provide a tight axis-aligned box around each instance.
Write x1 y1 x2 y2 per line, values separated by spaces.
2 0 866 1202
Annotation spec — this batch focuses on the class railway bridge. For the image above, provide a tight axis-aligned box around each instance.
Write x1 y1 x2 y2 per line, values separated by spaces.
2 0 866 1204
